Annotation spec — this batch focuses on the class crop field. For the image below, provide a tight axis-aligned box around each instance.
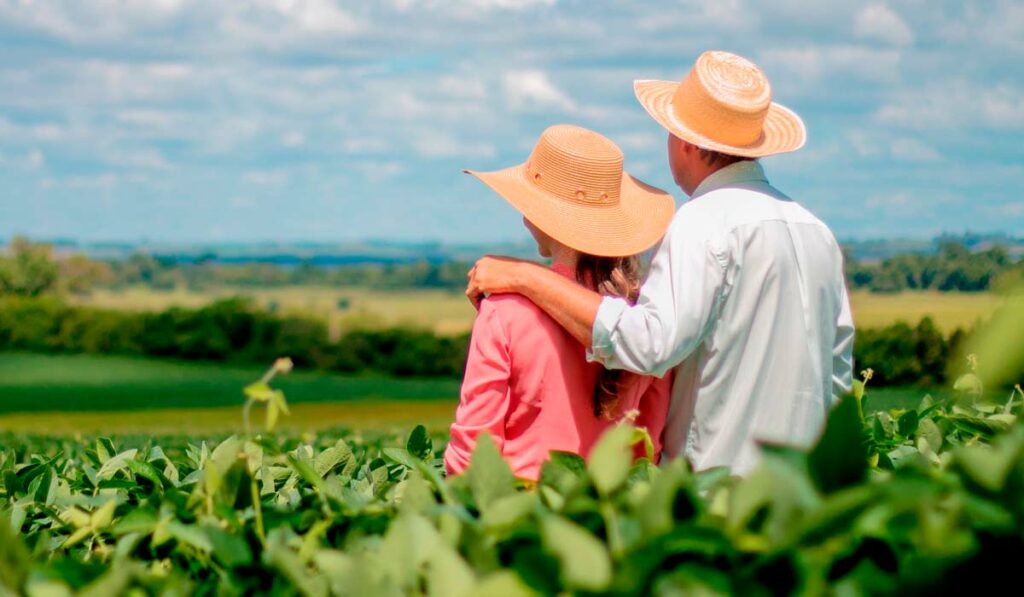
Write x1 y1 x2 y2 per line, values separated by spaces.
0 353 458 434
848 289 1005 333
75 286 476 338
74 286 1004 337
1 382 1021 594
0 352 938 437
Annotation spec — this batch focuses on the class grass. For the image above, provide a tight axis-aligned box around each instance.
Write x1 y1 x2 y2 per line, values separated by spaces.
75 286 1004 338
862 385 952 412
0 352 459 413
0 352 950 437
0 401 457 435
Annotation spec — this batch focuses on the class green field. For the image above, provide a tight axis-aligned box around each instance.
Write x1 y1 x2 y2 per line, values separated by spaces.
0 352 938 435
0 352 458 433
73 286 1006 337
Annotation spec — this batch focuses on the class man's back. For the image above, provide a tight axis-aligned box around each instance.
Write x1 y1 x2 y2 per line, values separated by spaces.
590 161 854 474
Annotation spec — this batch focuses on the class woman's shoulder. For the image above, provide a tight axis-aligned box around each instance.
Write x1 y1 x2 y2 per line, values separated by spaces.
478 292 550 333
481 292 544 315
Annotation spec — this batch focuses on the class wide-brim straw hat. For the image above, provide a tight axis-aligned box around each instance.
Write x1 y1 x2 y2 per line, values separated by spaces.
464 125 675 257
634 50 806 158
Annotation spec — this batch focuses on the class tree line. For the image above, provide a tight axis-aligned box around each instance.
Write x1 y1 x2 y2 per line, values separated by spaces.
0 293 996 387
4 236 1021 295
845 242 1021 293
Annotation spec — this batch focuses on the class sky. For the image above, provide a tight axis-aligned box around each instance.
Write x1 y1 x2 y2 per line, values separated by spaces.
0 0 1021 245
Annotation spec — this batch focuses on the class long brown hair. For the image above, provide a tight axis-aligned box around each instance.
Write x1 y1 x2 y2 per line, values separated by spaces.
575 253 642 419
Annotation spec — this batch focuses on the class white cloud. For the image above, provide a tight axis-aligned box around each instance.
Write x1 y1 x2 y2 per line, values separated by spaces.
355 160 405 182
758 45 902 89
853 3 914 46
614 132 662 153
264 0 362 34
58 173 119 189
25 148 45 169
412 132 496 159
438 75 488 100
281 131 306 147
503 69 576 112
889 137 941 162
875 81 1024 130
343 137 390 154
243 169 289 186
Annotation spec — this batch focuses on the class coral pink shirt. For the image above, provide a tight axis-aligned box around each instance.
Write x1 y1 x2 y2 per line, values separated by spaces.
445 263 672 480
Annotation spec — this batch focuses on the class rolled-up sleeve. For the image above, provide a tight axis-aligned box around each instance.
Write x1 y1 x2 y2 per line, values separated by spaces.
444 300 512 475
589 218 731 377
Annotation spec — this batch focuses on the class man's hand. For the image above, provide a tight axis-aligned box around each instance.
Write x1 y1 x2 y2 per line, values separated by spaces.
465 255 533 309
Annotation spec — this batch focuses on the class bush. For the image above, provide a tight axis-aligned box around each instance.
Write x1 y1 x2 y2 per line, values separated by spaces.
854 317 956 385
0 296 467 378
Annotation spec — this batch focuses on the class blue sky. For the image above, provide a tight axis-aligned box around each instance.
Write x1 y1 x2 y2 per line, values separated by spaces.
0 0 1021 244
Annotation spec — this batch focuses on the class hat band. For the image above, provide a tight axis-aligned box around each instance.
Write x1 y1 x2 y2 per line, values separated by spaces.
671 71 769 147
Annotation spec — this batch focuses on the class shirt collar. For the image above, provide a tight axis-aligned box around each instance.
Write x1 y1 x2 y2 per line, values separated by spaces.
691 160 768 199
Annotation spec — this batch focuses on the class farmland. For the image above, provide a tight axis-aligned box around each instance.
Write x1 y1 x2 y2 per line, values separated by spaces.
72 285 1005 336
0 352 943 436
74 286 476 338
0 353 457 433
2 381 1022 595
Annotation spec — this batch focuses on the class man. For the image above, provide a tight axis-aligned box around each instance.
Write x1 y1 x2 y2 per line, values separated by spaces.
466 50 854 474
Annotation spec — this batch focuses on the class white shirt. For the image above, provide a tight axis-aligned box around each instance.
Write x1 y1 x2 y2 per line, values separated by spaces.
590 160 854 474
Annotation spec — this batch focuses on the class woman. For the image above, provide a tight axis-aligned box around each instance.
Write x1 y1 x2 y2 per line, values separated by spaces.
444 124 676 480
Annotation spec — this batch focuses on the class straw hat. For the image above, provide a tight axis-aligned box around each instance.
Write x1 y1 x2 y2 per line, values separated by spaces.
634 50 806 157
465 125 675 257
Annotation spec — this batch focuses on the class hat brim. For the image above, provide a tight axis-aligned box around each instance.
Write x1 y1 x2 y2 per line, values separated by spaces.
465 165 675 258
634 79 806 158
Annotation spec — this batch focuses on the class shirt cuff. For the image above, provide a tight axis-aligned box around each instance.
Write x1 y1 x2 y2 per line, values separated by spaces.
586 296 629 363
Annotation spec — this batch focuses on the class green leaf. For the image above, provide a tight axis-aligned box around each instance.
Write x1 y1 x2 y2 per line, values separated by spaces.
406 425 433 461
470 571 538 596
955 439 1022 492
481 493 536 531
896 410 919 437
808 396 867 493
425 543 475 597
946 414 1008 439
89 500 117 529
266 398 280 432
125 458 163 490
465 433 515 510
538 451 586 499
540 515 612 592
167 520 214 553
953 373 983 395
587 425 634 496
96 449 138 481
916 418 943 454
243 381 276 402
315 441 357 479
382 447 417 468
204 525 253 568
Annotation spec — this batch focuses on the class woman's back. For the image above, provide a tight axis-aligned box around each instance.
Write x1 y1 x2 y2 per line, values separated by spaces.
445 264 669 480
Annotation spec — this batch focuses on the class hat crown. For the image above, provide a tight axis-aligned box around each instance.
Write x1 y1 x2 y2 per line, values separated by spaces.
673 50 773 147
525 125 623 205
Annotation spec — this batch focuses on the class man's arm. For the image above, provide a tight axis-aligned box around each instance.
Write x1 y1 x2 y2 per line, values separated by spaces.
466 257 601 348
468 218 731 377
